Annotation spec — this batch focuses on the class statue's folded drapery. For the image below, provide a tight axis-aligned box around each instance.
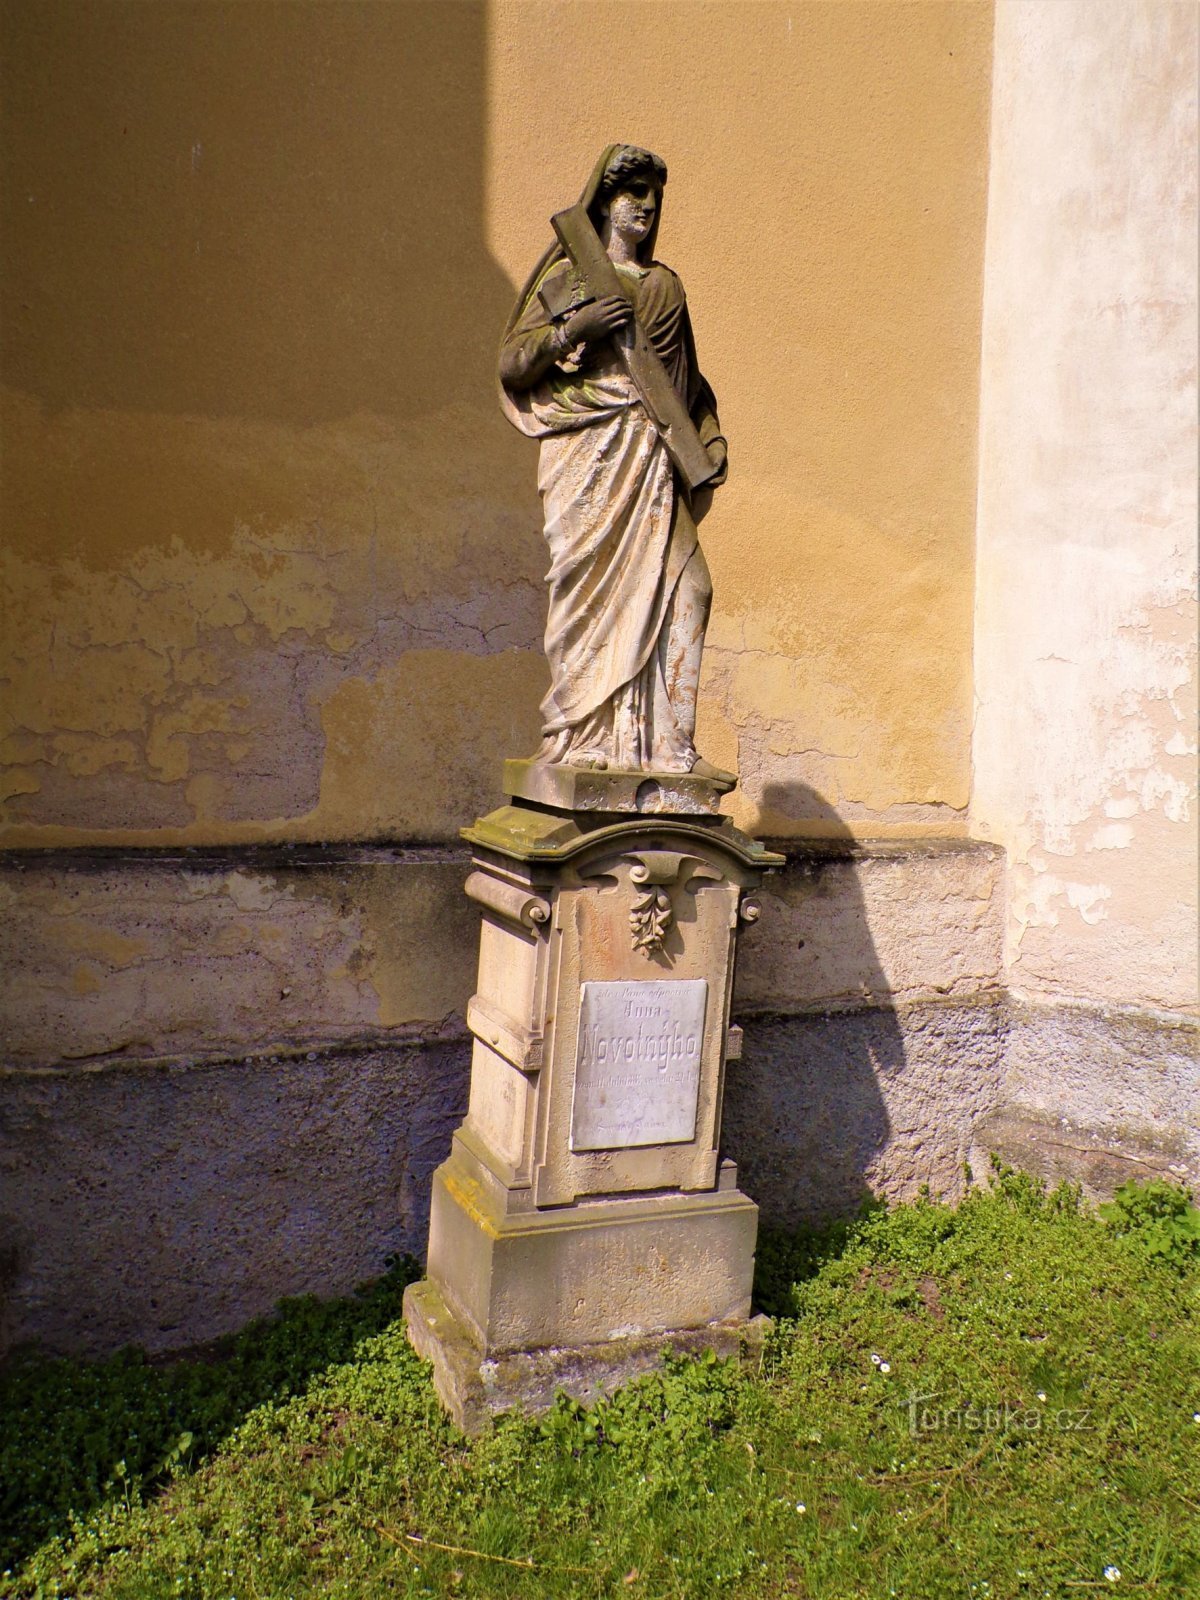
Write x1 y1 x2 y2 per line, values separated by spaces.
498 149 726 773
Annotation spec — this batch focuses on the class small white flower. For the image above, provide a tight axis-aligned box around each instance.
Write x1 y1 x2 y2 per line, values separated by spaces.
1004 1272 1012 1280
871 1353 882 1366
1192 1412 1200 1423
1104 1567 1121 1583
1037 1392 1047 1402
880 1362 892 1374
796 1502 806 1514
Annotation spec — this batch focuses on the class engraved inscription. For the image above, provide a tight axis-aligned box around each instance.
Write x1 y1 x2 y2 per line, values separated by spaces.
570 979 707 1151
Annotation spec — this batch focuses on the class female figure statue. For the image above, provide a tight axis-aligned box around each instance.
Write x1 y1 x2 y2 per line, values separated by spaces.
499 145 731 780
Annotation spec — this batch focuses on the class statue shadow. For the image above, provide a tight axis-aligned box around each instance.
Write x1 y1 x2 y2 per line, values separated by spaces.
721 780 902 1231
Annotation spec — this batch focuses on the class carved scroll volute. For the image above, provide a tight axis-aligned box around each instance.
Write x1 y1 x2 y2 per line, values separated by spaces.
464 870 551 932
576 847 731 957
738 893 762 925
622 851 725 958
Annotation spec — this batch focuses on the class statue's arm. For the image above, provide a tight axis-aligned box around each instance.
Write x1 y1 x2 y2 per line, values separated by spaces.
499 321 563 393
679 296 727 483
500 264 574 393
501 262 634 393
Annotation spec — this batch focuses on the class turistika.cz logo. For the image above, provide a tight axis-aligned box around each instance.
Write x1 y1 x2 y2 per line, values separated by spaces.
904 1390 1093 1436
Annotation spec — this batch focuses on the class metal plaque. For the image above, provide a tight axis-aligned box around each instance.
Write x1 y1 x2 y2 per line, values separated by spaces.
570 979 708 1151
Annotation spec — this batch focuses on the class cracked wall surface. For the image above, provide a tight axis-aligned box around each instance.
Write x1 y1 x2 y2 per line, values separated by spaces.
0 852 480 1066
1 844 1003 1070
972 0 1199 1016
969 1003 1200 1202
2 0 993 847
736 841 1005 1014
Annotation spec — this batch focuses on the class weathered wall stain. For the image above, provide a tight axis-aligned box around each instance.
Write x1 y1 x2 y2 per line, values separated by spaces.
0 843 1002 1068
0 854 481 1065
0 1041 473 1357
973 0 1198 1013
1 0 546 844
2 509 547 839
0 842 1012 1354
737 843 1005 1012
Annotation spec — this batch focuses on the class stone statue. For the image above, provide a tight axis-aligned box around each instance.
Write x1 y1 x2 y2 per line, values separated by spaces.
499 145 733 783
409 149 776 1421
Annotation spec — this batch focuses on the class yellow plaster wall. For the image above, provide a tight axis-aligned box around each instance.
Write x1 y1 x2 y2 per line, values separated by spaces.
1 0 992 846
487 0 993 838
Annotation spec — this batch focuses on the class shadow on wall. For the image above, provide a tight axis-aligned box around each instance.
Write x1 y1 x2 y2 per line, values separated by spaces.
723 781 901 1227
2 0 517 432
1 0 548 836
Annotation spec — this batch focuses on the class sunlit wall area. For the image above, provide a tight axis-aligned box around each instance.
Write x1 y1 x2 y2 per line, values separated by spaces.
487 0 993 840
1 0 993 848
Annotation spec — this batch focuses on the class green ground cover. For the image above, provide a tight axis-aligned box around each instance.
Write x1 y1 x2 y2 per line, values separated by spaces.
3 1166 1197 1600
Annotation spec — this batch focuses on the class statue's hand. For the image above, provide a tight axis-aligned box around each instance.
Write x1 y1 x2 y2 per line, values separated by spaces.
691 441 727 523
563 294 633 346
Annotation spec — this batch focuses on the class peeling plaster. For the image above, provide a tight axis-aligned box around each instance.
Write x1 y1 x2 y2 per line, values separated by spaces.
0 856 482 1064
972 1 1198 1013
0 497 546 843
1087 823 1133 852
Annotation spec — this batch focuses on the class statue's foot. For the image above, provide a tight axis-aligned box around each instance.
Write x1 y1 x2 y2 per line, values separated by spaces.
690 756 737 785
564 749 609 771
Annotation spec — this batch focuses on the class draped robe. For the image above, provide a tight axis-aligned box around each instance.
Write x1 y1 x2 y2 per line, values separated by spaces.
499 237 726 771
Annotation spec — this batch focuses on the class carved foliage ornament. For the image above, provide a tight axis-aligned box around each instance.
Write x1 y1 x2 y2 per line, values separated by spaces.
624 851 722 958
630 875 673 955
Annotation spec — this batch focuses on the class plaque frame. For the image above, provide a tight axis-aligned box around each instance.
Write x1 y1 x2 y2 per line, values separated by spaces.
569 977 709 1152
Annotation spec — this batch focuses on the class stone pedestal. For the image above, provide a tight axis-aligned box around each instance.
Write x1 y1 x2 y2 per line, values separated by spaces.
404 767 782 1431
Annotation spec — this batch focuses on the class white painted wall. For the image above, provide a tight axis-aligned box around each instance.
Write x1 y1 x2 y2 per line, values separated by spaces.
973 0 1198 1014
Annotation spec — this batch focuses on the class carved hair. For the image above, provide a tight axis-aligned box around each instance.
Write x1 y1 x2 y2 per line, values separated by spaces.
598 145 667 200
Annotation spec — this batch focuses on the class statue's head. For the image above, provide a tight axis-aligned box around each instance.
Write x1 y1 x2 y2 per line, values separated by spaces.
594 146 667 260
598 145 667 203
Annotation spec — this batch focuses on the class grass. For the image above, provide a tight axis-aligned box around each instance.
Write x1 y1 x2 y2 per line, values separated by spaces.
2 1165 1198 1600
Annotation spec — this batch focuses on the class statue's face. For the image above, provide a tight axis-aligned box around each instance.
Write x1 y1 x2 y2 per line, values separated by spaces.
606 177 658 245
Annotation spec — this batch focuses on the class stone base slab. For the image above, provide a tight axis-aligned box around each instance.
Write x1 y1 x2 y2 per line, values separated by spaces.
403 1277 770 1435
426 1149 759 1353
503 757 734 816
